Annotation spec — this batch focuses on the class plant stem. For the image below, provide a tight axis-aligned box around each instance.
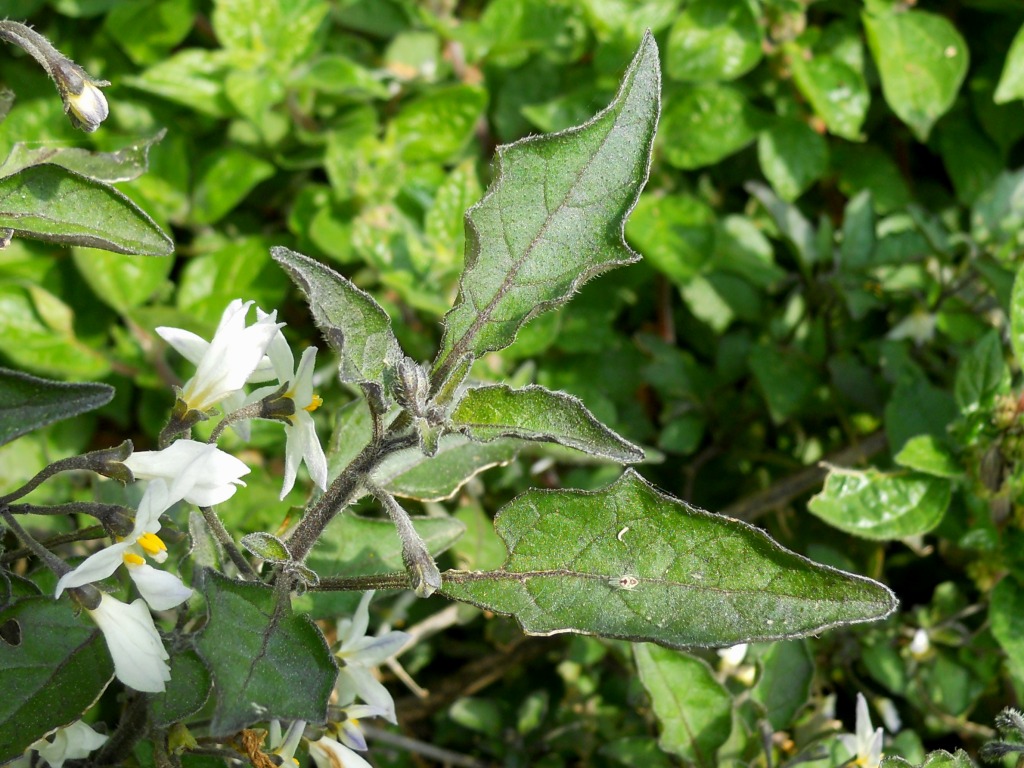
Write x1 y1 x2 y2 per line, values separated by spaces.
199 506 259 580
369 486 441 597
0 509 70 577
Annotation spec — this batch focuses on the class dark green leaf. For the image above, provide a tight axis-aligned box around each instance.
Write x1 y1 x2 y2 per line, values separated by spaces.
746 182 818 266
194 570 337 735
452 384 644 463
441 470 897 648
954 329 1007 413
863 9 969 141
808 468 952 540
840 191 875 270
0 597 113 763
991 577 1024 684
751 641 813 730
272 247 403 389
432 32 660 381
72 247 174 314
633 645 732 766
191 148 276 225
148 650 213 728
665 0 762 83
0 165 172 256
0 367 113 447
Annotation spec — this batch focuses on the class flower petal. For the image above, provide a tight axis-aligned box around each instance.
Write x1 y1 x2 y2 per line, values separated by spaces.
127 562 192 611
87 595 170 693
308 737 373 768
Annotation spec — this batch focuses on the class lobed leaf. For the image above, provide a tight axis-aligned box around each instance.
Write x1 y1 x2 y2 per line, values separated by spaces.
431 32 660 382
194 570 337 735
0 165 172 256
272 246 403 389
441 470 897 648
0 597 113 763
451 384 644 463
0 367 113 447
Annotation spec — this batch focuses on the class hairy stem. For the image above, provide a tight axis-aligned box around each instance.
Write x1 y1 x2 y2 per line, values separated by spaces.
0 509 70 577
199 506 259 580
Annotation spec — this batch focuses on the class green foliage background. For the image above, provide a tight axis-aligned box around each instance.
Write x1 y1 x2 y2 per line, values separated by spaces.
3 0 1024 765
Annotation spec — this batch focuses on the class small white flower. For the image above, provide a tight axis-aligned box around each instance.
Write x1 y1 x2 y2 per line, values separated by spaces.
250 332 327 498
86 594 171 692
157 299 283 413
839 693 884 768
123 439 250 507
55 479 192 611
334 591 409 724
65 79 108 132
17 720 108 768
887 310 936 347
909 628 931 659
308 736 373 768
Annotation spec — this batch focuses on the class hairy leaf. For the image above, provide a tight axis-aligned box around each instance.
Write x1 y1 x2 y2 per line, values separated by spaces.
272 246 403 389
0 367 113 447
808 467 952 540
194 570 337 735
441 470 897 647
432 32 660 382
0 597 113 763
0 165 172 256
452 384 644 463
0 130 166 183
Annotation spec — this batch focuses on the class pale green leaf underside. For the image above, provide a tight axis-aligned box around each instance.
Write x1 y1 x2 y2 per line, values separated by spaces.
272 246 403 387
0 130 166 184
452 384 644 463
432 32 660 380
441 470 896 648
0 165 172 256
808 467 952 540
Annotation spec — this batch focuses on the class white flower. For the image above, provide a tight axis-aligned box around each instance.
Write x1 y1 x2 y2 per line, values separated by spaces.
909 628 931 659
887 310 936 346
839 693 884 768
15 720 108 768
157 299 283 413
308 736 373 768
334 591 409 723
123 439 250 507
55 479 192 611
86 594 171 692
65 79 108 133
250 332 327 498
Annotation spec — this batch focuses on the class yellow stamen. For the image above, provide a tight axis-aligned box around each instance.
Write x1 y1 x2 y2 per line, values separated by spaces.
304 393 323 413
123 552 145 567
137 532 167 557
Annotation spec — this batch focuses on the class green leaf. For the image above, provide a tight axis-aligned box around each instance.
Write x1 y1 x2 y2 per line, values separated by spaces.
1011 265 1024 369
241 532 293 562
990 577 1024 685
863 9 969 141
808 468 952 540
289 54 390 100
660 84 760 169
789 49 869 140
0 131 167 183
894 435 962 479
745 182 818 266
665 0 762 83
389 85 489 163
452 384 644 463
748 344 820 422
840 191 875 270
432 32 660 381
148 650 213 729
0 367 112 447
0 597 113 763
626 193 716 285
634 647 731 767
757 120 828 202
372 435 521 502
0 165 173 256
750 641 813 730
272 247 403 390
995 23 1024 104
954 329 1007 413
71 248 174 314
103 0 196 66
441 470 897 648
191 148 276 225
124 49 233 117
306 514 465 618
194 570 337 735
